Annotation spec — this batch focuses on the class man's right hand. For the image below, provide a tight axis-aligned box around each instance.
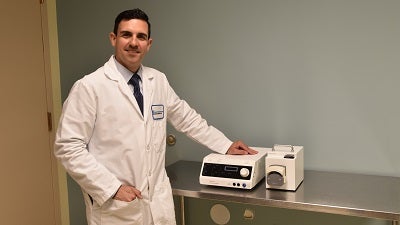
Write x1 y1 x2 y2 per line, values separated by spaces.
113 184 143 202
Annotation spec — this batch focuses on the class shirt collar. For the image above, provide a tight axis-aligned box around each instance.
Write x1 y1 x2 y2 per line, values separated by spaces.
113 56 143 83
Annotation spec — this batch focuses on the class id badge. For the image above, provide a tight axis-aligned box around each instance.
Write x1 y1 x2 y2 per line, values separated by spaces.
151 104 164 120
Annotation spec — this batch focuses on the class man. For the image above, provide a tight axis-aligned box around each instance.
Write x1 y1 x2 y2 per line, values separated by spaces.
54 8 257 225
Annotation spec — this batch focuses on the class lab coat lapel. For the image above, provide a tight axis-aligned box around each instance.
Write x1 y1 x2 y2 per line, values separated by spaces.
103 58 144 118
120 81 144 118
142 68 154 121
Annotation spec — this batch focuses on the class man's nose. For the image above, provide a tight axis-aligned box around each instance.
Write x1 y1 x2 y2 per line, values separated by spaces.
129 37 139 46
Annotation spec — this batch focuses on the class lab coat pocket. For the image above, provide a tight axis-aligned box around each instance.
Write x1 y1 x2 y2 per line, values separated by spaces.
151 178 176 225
152 120 166 153
100 198 142 225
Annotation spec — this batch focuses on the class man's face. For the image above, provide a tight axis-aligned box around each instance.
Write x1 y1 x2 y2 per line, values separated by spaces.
109 19 152 72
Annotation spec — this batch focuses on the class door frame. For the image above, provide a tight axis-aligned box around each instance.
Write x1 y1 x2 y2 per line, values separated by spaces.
40 1 69 225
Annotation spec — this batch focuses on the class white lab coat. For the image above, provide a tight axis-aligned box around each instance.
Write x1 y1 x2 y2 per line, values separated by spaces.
54 56 232 225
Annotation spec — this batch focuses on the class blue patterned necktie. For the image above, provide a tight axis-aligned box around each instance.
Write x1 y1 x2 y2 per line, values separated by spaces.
128 73 143 115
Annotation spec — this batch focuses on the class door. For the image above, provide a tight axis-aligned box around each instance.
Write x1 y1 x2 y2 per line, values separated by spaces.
0 0 58 224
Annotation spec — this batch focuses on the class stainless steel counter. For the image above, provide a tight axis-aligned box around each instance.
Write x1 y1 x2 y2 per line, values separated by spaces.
166 160 400 224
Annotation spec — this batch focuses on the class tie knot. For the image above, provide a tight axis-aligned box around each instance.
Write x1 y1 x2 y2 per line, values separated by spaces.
129 73 141 86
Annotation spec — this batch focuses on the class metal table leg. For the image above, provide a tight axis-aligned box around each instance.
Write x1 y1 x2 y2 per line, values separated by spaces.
180 196 185 225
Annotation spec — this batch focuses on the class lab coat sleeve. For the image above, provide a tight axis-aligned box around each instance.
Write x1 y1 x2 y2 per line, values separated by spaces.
166 82 232 154
54 79 121 206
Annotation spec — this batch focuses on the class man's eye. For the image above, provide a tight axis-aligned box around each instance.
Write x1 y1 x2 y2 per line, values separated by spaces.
137 34 148 40
120 32 131 38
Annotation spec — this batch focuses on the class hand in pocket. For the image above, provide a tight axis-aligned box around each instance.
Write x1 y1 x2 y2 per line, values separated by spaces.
113 184 143 202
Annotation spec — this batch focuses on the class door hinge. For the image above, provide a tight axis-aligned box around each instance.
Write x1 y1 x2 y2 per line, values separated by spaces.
47 112 53 131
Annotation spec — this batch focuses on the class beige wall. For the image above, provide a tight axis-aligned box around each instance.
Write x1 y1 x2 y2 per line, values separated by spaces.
0 0 67 224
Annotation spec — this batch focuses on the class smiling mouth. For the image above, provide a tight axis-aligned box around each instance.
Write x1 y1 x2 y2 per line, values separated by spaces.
126 50 140 55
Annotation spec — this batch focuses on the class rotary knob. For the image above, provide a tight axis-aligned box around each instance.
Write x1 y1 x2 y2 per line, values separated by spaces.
240 168 250 177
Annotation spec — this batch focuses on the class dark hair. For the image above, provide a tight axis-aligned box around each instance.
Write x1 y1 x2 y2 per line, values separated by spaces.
113 8 151 38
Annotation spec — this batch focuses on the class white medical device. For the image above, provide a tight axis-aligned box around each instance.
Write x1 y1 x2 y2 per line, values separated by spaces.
199 147 269 189
265 145 304 191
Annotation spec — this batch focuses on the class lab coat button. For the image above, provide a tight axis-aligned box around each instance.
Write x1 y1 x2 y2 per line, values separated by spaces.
146 145 150 151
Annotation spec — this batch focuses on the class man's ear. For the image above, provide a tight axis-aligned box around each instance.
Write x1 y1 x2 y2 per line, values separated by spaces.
147 38 153 51
109 32 116 47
